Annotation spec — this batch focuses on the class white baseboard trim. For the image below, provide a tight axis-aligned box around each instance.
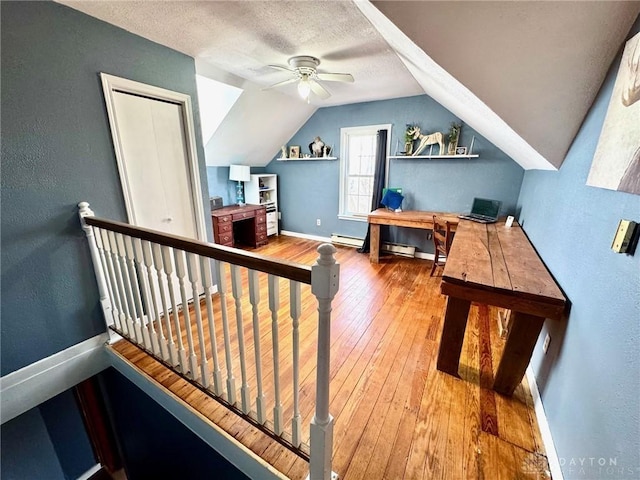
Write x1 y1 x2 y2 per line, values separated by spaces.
414 252 436 261
107 349 287 480
282 230 440 262
0 332 110 424
526 366 563 480
281 230 333 243
76 463 102 480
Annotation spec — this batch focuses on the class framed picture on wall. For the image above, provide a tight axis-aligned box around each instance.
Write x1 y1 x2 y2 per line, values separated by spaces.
587 31 640 195
289 145 301 159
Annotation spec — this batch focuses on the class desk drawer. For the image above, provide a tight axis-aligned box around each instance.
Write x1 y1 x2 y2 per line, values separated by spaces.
215 222 233 234
256 214 266 224
233 211 255 221
256 232 268 245
214 214 232 224
256 223 267 234
217 232 234 245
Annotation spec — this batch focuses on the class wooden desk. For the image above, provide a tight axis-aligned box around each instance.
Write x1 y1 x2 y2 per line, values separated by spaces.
211 204 268 248
436 220 566 395
367 208 459 263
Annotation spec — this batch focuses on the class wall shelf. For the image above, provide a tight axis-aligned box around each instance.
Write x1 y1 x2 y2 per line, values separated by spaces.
276 157 338 161
389 154 479 159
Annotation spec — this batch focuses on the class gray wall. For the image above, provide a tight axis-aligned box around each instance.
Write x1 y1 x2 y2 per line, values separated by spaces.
266 95 524 252
518 17 640 478
1 1 209 476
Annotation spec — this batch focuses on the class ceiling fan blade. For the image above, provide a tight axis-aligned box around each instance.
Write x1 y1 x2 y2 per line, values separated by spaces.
262 78 298 90
268 64 296 74
309 79 331 100
316 72 354 83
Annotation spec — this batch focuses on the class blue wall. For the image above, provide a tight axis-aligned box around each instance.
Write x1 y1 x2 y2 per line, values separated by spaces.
1 408 66 480
100 368 249 480
518 18 640 478
265 95 524 252
1 388 96 480
1 1 209 476
1 0 209 373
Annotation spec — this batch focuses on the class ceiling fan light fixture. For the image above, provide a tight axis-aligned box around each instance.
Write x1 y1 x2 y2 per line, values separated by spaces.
265 55 353 103
297 75 311 101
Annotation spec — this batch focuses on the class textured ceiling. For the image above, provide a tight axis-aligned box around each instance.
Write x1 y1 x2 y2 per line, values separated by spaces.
59 0 640 169
58 0 423 107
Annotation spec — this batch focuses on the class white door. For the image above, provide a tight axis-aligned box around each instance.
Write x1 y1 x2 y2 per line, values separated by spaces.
101 74 207 310
112 91 198 239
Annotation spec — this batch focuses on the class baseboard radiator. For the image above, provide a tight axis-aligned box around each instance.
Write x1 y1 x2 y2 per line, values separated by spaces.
330 234 416 258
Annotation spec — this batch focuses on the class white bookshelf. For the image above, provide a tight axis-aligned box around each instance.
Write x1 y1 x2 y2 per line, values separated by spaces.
245 174 278 236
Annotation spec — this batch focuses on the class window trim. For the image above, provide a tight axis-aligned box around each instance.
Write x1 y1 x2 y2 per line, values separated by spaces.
338 124 392 221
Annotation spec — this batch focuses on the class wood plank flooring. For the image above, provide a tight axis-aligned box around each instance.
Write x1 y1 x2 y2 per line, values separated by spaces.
110 235 550 479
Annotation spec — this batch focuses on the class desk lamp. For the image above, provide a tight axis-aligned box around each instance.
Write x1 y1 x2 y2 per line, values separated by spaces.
229 164 250 205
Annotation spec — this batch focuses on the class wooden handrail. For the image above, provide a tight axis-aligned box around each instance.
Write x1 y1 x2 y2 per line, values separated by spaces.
84 216 312 284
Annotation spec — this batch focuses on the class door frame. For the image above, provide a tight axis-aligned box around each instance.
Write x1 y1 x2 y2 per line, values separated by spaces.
100 72 207 242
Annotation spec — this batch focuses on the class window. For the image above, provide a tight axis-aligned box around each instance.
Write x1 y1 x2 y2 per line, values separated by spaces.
339 124 391 221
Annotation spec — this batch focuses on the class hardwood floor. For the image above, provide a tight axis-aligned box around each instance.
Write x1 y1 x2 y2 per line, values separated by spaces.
110 235 550 479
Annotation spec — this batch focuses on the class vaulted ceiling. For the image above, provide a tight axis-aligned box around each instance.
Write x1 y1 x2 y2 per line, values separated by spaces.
60 1 639 170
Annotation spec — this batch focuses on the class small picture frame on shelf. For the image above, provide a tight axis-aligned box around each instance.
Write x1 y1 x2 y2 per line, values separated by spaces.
289 145 301 159
455 146 467 155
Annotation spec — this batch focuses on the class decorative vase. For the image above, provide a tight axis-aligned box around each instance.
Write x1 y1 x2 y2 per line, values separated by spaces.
405 141 413 155
448 139 458 155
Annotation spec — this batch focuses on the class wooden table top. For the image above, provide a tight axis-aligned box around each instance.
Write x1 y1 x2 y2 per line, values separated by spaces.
211 204 264 217
442 219 566 319
368 208 460 228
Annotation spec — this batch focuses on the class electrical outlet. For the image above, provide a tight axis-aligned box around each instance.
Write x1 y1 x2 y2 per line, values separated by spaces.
543 333 551 353
316 218 321 226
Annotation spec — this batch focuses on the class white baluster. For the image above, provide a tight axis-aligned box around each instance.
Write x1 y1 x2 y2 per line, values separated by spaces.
214 260 236 405
140 240 164 357
230 265 251 414
174 249 199 381
115 233 141 345
290 280 302 448
124 236 148 348
132 238 156 353
187 253 210 387
100 229 125 334
151 243 176 364
268 274 283 435
248 270 266 424
308 244 339 480
77 203 111 321
201 257 223 395
93 227 119 330
107 231 131 338
161 246 188 373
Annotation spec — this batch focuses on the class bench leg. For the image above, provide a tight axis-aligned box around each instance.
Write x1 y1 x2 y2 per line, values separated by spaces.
436 296 471 377
494 312 545 396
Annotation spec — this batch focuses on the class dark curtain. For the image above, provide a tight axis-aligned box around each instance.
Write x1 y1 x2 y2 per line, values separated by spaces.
358 129 388 253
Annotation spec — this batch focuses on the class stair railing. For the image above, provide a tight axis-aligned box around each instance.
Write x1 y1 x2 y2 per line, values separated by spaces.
78 202 338 480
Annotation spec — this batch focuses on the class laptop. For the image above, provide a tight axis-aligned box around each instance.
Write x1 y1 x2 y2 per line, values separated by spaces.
459 198 502 224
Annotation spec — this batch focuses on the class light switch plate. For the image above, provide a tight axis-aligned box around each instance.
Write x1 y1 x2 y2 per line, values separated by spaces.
611 219 637 253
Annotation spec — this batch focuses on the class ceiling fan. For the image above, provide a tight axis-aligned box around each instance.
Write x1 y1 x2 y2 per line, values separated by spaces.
264 55 354 102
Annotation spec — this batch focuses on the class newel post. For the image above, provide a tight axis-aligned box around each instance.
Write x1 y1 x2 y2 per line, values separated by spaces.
78 202 112 328
308 243 340 480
